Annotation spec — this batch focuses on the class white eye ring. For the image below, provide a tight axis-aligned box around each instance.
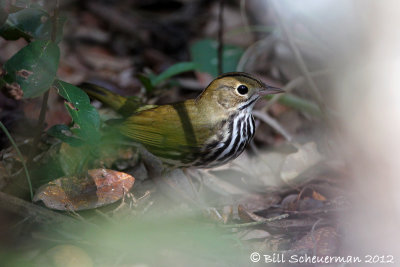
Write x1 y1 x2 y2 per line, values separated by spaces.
237 85 248 95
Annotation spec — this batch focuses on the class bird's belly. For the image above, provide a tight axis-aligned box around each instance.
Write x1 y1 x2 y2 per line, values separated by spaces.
194 112 255 168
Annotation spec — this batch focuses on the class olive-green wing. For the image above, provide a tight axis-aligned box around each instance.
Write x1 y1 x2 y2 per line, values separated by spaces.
119 101 210 160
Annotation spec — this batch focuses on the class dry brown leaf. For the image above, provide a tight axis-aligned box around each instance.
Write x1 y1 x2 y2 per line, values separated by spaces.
33 169 135 211
238 193 281 213
281 194 299 211
312 190 327 202
221 205 233 224
238 204 267 223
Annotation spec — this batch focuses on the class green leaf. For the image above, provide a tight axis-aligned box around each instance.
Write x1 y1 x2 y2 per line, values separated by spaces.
47 124 84 147
0 77 6 88
0 8 65 42
137 73 154 93
54 80 100 143
58 142 92 176
151 62 198 86
3 40 60 98
190 39 244 77
0 8 48 40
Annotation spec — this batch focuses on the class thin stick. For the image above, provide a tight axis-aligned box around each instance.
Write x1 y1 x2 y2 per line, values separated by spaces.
0 192 76 224
0 121 33 200
236 35 275 72
217 0 224 75
219 213 289 228
240 0 250 33
51 0 59 42
28 90 49 164
270 0 325 113
252 110 293 141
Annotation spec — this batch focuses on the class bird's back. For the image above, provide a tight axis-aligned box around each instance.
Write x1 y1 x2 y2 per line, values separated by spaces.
119 99 216 166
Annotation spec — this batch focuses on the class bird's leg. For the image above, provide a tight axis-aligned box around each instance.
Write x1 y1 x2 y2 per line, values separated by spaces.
121 141 164 178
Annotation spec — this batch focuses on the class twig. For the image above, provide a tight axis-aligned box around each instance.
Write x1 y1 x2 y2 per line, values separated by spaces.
219 213 289 228
51 0 59 42
252 110 293 141
240 0 250 34
249 139 260 155
0 121 33 200
311 218 324 256
28 90 49 163
237 35 275 72
270 0 326 113
217 0 224 75
0 191 76 224
28 0 59 164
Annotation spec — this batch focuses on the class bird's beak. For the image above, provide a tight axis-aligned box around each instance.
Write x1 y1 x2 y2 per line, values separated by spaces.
259 85 284 96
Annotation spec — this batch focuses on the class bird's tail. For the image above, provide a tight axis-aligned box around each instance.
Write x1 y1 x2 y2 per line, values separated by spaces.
80 83 145 116
80 83 127 111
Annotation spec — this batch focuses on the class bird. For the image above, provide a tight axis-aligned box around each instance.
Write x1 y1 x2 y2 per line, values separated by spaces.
82 72 283 168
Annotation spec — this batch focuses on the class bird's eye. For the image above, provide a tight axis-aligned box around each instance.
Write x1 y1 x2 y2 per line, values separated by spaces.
237 85 248 95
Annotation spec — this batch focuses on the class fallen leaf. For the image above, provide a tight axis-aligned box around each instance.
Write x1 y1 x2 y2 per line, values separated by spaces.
33 169 135 211
238 194 281 213
298 197 325 211
281 142 323 182
281 194 299 211
312 190 327 201
238 204 267 223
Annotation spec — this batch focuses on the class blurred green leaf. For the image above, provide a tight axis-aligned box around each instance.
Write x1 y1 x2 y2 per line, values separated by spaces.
0 251 35 267
54 80 101 143
47 124 84 147
0 8 65 42
137 73 154 92
3 40 59 98
0 77 5 88
0 8 48 40
190 39 244 77
78 217 247 266
58 142 92 176
151 62 197 86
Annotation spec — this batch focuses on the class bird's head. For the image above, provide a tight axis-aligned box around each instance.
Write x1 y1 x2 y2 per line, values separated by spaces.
197 72 283 112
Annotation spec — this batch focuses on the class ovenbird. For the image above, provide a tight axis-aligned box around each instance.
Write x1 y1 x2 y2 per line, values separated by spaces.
83 72 283 168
